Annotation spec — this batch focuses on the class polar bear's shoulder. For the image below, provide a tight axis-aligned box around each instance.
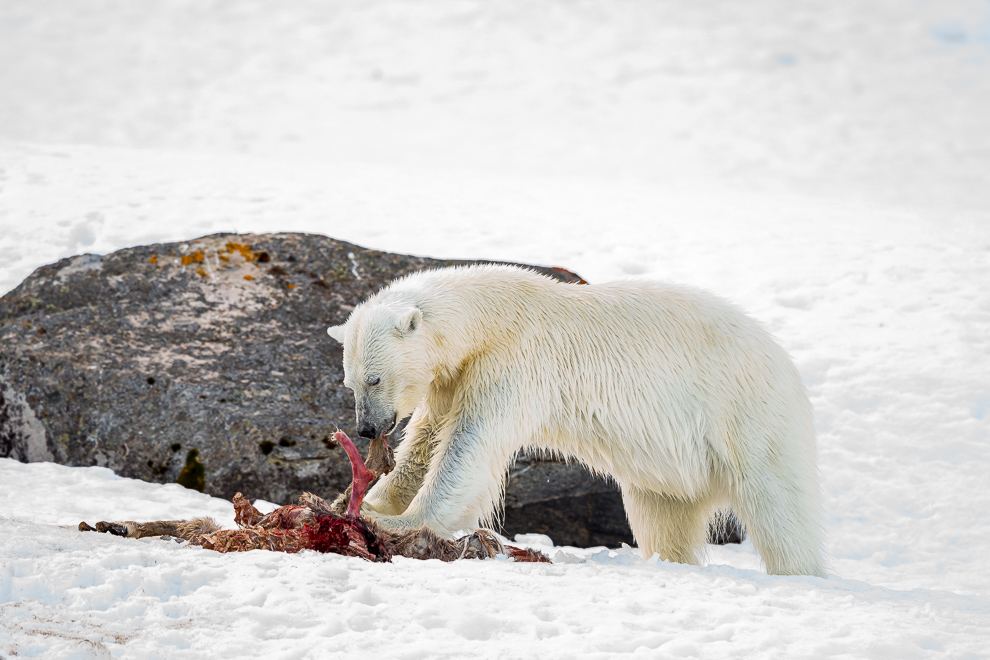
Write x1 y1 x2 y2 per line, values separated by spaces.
392 264 554 287
379 264 561 302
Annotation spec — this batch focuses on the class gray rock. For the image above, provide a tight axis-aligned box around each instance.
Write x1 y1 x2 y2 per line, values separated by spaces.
0 232 741 548
502 455 634 547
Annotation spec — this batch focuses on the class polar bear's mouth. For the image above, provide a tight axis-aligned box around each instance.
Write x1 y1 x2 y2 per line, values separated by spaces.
381 413 398 439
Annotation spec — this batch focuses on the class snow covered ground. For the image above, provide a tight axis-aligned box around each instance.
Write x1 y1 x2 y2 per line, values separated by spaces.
1 1 989 657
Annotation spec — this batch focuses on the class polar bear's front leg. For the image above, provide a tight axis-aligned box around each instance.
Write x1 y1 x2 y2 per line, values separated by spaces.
362 408 437 516
368 414 519 536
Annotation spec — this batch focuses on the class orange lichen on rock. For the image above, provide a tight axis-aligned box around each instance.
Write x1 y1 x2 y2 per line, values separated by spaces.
196 269 208 278
244 275 255 281
181 251 205 266
225 242 257 261
149 255 158 264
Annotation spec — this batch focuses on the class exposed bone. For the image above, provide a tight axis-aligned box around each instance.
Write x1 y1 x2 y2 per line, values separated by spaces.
335 431 379 518
330 435 394 516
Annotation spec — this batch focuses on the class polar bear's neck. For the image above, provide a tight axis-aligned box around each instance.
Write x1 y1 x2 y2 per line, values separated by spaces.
385 265 550 382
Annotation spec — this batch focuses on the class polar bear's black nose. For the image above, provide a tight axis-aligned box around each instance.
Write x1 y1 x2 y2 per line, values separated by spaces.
358 423 377 439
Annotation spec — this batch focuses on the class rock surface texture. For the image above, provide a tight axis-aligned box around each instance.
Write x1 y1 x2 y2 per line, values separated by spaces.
0 233 635 546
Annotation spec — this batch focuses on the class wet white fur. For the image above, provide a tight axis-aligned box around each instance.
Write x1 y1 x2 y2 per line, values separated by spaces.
328 265 826 576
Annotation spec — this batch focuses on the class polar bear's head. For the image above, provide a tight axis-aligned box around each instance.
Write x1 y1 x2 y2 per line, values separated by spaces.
327 302 428 439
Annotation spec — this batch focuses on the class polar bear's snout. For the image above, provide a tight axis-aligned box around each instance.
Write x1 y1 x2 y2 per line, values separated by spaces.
356 387 398 439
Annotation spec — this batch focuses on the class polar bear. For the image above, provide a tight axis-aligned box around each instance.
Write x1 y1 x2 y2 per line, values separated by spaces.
327 264 826 577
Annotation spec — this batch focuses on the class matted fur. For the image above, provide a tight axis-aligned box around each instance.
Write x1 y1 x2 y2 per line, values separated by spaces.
328 264 826 576
79 518 221 540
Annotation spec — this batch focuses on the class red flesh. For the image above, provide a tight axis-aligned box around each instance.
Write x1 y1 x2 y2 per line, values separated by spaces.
334 431 377 518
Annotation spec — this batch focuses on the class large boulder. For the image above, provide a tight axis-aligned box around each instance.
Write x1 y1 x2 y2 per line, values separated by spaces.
0 232 634 545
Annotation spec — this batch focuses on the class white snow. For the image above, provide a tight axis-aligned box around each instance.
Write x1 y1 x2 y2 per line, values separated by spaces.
1 1 989 658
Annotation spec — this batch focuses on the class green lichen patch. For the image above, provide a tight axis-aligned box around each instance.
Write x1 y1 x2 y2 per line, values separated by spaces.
176 448 206 492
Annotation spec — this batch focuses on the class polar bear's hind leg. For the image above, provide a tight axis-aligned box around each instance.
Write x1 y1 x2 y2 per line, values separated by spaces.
730 466 826 577
621 485 711 565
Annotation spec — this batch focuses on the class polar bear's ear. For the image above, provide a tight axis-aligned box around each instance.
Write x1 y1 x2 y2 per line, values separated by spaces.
396 307 422 335
327 325 346 343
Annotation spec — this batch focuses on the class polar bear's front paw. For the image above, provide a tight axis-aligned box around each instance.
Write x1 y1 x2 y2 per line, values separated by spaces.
358 499 383 517
361 511 424 533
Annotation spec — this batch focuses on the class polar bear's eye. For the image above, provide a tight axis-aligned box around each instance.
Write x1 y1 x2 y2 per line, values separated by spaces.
367 375 381 387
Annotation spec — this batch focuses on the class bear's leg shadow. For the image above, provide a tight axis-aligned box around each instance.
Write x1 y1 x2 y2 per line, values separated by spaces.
621 485 712 566
363 408 438 516
729 461 826 577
